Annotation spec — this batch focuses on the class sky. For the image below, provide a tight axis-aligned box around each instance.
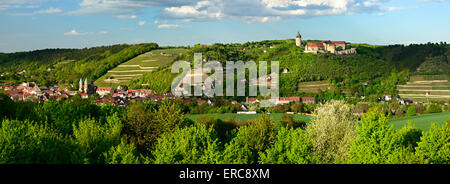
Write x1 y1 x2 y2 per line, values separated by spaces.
0 0 449 53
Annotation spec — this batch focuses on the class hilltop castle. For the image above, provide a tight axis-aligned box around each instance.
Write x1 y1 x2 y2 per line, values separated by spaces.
296 32 357 54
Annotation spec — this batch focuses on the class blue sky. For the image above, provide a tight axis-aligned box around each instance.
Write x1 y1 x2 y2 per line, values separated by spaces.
0 0 449 53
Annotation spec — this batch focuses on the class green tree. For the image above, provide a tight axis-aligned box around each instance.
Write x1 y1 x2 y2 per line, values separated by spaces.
415 122 450 164
104 139 141 164
221 115 276 164
259 127 316 164
306 100 357 163
0 119 73 164
72 113 122 164
348 110 397 164
152 124 221 164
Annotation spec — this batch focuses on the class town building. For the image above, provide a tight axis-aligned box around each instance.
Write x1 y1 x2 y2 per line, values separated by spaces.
302 97 316 104
79 78 97 95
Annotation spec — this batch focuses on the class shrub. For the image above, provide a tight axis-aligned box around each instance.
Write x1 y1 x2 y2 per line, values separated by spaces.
406 105 417 117
424 104 442 114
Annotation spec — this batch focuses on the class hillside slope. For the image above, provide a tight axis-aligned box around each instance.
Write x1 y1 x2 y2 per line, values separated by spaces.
0 43 158 87
95 48 187 88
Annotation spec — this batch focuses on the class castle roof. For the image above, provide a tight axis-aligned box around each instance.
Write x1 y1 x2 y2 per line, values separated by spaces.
331 41 346 44
306 42 324 47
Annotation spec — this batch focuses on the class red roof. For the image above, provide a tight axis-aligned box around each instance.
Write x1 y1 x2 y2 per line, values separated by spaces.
331 41 346 44
302 97 315 101
280 97 300 101
196 99 207 104
98 87 113 91
306 42 324 47
246 97 258 103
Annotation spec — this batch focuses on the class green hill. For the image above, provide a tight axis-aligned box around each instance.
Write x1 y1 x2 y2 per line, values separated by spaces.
0 43 158 87
1 40 449 100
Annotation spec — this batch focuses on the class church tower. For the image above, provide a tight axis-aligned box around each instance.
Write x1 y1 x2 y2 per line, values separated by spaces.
84 78 88 93
79 78 83 92
296 32 302 47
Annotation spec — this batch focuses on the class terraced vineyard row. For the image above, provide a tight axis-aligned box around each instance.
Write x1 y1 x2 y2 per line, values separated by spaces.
397 75 450 102
94 48 187 88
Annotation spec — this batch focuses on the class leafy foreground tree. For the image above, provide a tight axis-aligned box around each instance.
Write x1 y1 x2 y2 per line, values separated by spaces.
348 109 399 164
103 139 141 164
221 115 276 164
72 113 122 164
152 124 221 164
259 127 316 164
0 119 74 164
348 110 425 164
122 100 188 155
415 121 450 164
306 100 357 163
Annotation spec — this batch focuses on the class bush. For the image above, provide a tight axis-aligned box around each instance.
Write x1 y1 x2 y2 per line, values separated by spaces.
424 104 442 114
406 105 417 117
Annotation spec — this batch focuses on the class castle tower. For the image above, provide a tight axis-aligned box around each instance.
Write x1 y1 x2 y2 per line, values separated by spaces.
296 32 302 47
84 78 88 94
79 78 83 92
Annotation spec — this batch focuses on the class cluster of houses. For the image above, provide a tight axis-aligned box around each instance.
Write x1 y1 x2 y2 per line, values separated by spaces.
0 81 164 106
1 80 318 109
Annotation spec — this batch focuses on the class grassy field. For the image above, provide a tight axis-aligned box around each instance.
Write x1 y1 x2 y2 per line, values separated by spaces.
94 48 187 88
187 113 313 123
187 112 449 132
390 112 450 131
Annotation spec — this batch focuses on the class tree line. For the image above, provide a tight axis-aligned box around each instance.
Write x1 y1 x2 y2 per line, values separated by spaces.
0 93 448 164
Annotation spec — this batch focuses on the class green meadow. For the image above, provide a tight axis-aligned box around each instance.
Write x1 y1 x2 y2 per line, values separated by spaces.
389 112 450 131
187 113 313 123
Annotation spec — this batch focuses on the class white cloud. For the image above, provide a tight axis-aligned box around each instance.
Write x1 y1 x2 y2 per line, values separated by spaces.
64 30 85 36
157 24 183 29
138 20 146 26
64 30 108 36
0 0 47 11
115 15 137 19
67 0 417 22
35 7 62 14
